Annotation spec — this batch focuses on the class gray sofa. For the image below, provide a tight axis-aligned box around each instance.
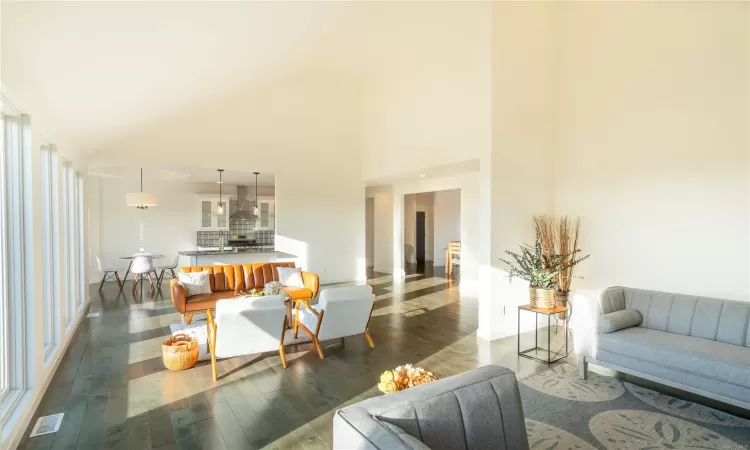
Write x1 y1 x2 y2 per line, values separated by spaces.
333 365 529 450
575 286 750 410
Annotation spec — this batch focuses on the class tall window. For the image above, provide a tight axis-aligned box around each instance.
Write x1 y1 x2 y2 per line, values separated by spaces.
76 173 85 310
0 113 32 411
41 146 60 359
62 163 76 328
0 115 7 403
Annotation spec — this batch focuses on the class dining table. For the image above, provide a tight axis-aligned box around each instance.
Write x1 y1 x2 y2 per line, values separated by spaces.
117 254 165 289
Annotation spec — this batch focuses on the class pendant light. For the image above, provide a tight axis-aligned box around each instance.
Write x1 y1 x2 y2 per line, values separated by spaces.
216 169 225 215
253 172 260 216
126 168 158 209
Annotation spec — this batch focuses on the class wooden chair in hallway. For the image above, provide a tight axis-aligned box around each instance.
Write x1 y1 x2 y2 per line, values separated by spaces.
445 241 461 277
294 285 376 359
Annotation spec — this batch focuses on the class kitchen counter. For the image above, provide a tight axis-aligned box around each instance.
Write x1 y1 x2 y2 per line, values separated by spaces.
178 249 297 266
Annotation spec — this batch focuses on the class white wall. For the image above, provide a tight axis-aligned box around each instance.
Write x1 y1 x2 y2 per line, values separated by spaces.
403 194 417 264
555 1 750 302
478 1 558 341
433 189 461 266
367 185 394 274
365 197 374 267
88 71 365 284
416 192 434 261
95 178 201 269
360 2 492 182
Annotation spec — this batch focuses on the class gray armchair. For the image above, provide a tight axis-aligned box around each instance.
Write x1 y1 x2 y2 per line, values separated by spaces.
333 365 529 450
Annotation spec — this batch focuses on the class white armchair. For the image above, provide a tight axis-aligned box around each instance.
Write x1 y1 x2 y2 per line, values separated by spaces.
206 294 289 381
294 285 376 359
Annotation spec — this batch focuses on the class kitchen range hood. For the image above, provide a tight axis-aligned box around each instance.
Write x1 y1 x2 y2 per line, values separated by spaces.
230 185 257 221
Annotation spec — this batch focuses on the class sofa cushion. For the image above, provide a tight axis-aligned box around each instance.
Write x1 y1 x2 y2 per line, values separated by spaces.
717 302 750 346
598 327 750 387
619 287 750 346
185 292 236 311
180 265 244 292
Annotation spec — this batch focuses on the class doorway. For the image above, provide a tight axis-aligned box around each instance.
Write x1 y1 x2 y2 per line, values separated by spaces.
416 211 426 263
365 197 374 268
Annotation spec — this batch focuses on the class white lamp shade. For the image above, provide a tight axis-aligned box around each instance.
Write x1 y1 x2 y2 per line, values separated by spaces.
126 192 158 207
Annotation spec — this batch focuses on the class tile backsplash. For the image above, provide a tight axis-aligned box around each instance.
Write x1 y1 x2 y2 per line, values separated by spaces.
196 229 275 248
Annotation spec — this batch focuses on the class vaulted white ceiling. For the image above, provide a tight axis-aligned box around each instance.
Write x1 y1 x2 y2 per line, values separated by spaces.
2 1 489 158
2 1 359 152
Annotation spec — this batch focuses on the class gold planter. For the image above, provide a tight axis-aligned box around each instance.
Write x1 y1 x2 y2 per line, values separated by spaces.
530 288 556 309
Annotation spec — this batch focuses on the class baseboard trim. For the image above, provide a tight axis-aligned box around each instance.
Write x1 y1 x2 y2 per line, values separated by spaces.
4 297 92 450
476 326 517 341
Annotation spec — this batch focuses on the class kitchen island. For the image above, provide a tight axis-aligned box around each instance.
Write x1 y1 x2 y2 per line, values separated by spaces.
178 248 297 267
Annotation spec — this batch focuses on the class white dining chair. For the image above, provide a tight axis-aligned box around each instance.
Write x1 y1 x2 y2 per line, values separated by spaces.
206 294 289 381
94 254 125 292
294 285 375 359
131 254 159 297
156 254 180 289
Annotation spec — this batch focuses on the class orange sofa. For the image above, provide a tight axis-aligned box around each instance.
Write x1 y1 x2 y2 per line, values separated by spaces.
170 262 319 324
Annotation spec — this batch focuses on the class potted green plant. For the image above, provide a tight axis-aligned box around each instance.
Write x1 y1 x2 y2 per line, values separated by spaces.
499 227 588 309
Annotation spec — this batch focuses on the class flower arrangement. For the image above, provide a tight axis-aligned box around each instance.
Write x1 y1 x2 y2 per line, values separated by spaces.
378 364 438 394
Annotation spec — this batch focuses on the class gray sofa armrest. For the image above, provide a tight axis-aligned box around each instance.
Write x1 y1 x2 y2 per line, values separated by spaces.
572 287 627 359
333 365 528 450
598 309 642 333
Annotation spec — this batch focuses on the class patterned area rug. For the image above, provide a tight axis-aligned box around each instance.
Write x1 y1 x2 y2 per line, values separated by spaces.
520 364 750 449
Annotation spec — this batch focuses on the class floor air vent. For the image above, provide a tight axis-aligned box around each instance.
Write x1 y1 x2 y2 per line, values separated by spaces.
29 413 64 437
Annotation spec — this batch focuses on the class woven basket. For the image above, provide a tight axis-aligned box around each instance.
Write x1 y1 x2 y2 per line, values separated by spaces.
530 288 556 309
162 333 199 371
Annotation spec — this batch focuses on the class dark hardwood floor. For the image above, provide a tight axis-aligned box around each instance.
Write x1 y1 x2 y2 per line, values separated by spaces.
18 263 569 450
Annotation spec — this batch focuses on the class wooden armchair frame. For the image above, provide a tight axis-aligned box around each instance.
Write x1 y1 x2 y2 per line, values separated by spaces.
293 301 375 360
206 308 288 382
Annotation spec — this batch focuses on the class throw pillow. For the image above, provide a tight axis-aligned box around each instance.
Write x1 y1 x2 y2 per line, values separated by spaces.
598 309 642 333
177 271 213 297
278 267 304 288
264 281 283 296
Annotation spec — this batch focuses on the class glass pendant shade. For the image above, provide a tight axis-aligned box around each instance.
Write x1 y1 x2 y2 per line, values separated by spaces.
127 168 157 208
126 192 158 209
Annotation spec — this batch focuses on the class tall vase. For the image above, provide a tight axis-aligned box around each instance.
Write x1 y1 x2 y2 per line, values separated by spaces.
555 290 569 322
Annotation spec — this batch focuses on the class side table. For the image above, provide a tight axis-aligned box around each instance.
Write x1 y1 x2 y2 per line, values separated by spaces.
517 304 570 364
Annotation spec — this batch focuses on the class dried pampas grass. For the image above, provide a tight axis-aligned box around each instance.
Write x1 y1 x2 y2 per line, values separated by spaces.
532 215 582 292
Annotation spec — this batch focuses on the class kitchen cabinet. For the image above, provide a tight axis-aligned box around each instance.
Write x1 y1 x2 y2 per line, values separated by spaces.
197 196 231 230
258 200 275 229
